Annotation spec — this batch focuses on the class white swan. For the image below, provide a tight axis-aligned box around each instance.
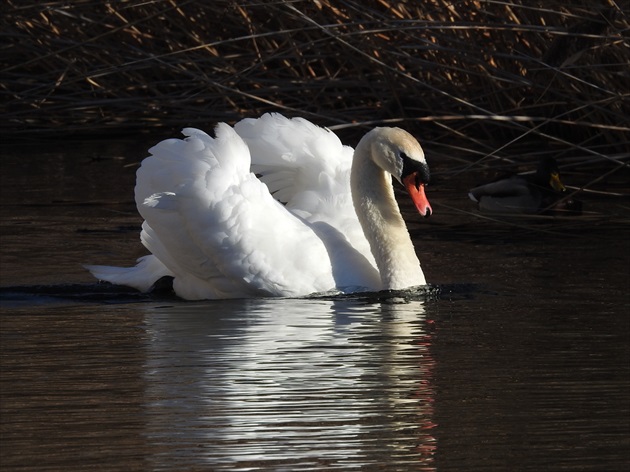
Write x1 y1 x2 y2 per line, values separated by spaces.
86 113 432 299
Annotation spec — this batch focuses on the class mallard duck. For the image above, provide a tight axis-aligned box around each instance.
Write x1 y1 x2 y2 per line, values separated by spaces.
468 156 568 214
86 113 432 300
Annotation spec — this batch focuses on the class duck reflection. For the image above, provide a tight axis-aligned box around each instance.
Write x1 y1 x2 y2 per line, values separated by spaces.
140 296 436 469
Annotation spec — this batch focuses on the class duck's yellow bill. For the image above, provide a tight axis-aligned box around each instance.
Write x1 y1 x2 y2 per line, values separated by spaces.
549 172 566 192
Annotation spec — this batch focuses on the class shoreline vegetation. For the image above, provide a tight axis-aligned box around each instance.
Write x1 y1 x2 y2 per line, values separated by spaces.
2 1 629 208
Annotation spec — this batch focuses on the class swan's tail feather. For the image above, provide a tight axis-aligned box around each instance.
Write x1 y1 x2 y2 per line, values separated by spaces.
85 255 173 292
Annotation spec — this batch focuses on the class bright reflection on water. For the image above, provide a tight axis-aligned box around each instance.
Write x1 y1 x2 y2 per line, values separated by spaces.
141 297 435 470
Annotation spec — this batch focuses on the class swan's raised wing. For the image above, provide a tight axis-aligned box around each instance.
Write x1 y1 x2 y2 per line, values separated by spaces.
234 114 350 206
234 113 376 270
134 123 338 299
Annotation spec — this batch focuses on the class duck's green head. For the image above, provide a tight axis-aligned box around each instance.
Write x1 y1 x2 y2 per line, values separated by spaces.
539 157 566 192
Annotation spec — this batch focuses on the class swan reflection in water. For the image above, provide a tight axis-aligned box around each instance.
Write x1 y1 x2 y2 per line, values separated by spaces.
140 296 436 469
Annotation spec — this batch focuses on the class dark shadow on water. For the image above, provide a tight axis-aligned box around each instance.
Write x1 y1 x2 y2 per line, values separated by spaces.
0 283 156 307
0 281 480 308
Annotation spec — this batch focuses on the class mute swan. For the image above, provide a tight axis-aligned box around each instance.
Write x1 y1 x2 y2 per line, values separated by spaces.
468 156 570 214
87 113 432 299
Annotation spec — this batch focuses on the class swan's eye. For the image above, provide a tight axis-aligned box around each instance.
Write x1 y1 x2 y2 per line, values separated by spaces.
413 174 429 188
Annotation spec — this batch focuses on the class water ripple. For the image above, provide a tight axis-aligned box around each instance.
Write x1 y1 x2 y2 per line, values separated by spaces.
141 298 435 469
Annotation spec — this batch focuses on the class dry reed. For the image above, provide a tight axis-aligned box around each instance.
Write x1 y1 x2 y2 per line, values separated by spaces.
2 0 629 189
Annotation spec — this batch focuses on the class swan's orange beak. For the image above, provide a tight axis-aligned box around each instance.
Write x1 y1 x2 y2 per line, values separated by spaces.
403 173 432 218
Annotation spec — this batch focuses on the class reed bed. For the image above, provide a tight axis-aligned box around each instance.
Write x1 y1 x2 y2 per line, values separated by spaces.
2 0 629 204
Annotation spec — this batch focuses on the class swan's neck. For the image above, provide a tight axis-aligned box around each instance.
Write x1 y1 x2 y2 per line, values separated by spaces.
351 143 426 290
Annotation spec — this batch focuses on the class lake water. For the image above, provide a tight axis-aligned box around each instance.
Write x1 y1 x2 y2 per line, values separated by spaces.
1 139 629 471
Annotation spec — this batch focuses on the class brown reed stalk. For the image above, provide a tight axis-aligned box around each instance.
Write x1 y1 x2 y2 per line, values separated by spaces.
2 0 628 180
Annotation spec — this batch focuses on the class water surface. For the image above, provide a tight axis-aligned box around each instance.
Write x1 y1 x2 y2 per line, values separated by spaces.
1 141 628 470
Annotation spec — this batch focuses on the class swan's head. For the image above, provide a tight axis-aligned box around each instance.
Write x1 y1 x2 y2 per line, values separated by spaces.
364 127 432 217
